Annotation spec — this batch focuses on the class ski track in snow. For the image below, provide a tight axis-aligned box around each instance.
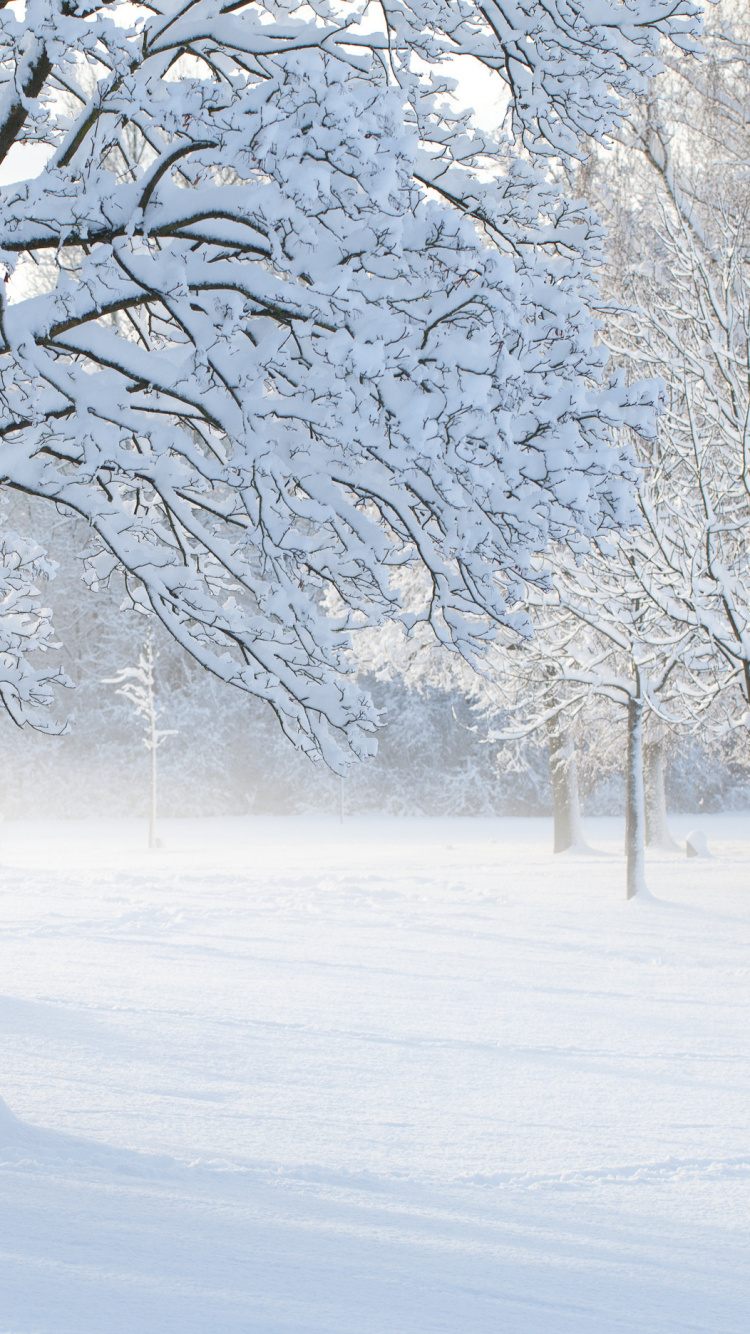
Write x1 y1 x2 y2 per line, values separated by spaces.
0 813 747 1333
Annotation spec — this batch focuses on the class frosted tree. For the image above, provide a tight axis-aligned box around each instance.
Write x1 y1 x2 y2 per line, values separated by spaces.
104 633 175 847
360 521 718 898
524 543 714 896
0 0 701 768
464 552 709 895
507 508 737 894
0 520 70 731
582 2 750 778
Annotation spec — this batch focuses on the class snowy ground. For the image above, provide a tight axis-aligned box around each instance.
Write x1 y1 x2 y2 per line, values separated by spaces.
0 813 748 1334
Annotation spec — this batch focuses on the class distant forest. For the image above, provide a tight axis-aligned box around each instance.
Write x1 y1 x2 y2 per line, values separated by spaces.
2 501 746 823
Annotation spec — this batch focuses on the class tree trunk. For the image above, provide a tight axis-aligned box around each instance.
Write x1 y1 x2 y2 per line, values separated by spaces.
149 726 157 850
547 715 584 853
644 736 675 848
625 698 647 898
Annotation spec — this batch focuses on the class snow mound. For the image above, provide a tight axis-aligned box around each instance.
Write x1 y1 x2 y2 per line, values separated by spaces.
686 830 712 859
0 1094 175 1179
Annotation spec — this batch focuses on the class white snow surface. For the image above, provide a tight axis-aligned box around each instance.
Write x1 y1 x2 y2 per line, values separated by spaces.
0 813 748 1333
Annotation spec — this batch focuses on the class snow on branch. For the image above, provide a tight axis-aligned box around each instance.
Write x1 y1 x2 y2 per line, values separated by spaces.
0 523 70 731
0 0 696 768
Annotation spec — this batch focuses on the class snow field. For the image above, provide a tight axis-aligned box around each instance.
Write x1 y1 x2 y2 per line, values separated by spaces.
0 814 748 1333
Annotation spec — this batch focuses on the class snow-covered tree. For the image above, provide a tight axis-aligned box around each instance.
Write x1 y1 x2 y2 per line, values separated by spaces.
584 1 750 761
0 0 701 769
0 517 69 731
360 516 719 898
521 541 713 896
104 633 175 846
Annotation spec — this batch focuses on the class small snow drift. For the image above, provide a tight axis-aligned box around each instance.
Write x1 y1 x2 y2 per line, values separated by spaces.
0 1094 20 1135
686 830 711 859
0 1094 41 1156
0 1092 175 1178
